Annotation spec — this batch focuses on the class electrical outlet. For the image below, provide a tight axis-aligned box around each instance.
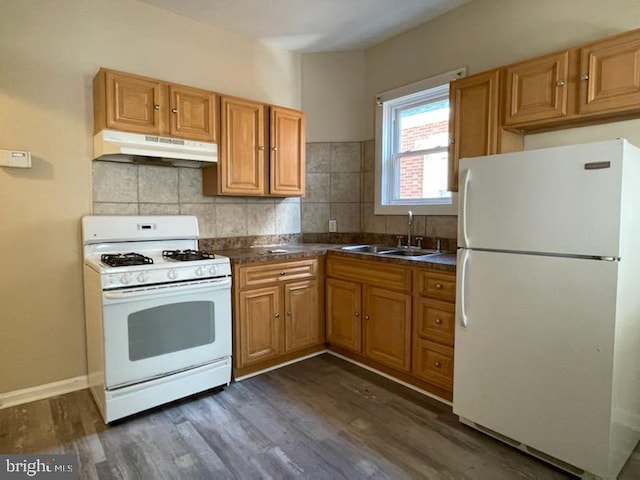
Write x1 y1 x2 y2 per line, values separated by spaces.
328 219 337 232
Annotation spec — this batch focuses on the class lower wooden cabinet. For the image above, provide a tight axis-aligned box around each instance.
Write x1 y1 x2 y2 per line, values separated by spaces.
412 271 456 394
238 286 282 365
284 279 320 352
413 339 454 390
363 287 411 372
326 278 362 352
326 253 456 400
234 257 324 376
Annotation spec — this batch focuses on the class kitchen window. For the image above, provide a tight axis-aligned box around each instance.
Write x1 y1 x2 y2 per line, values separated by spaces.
374 68 465 215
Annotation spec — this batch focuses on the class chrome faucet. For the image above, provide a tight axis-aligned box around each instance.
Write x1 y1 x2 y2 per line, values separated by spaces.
407 210 413 248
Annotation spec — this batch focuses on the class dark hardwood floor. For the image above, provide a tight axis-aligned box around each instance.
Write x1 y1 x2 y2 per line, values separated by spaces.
1 354 639 479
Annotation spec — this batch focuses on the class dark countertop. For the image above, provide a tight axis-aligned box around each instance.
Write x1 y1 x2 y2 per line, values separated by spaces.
213 243 456 273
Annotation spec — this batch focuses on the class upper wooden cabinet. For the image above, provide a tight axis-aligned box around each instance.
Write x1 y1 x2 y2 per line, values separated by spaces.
212 96 267 196
504 51 571 126
94 69 164 135
448 70 523 191
449 70 500 193
579 29 640 115
168 84 218 142
270 106 305 196
93 68 218 142
450 28 640 183
203 98 305 197
502 28 640 131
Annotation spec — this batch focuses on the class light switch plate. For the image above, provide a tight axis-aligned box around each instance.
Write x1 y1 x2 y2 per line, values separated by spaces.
0 149 31 168
328 219 337 232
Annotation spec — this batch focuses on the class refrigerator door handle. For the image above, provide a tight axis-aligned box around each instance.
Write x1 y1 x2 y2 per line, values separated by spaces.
459 248 469 328
460 168 471 248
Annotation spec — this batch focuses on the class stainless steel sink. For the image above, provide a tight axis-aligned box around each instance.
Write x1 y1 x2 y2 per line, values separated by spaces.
340 244 397 254
378 248 441 257
340 244 447 258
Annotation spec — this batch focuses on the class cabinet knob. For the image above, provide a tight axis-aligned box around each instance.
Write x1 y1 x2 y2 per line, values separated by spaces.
581 73 589 81
434 361 442 368
435 283 443 289
272 147 278 151
280 271 286 276
274 312 280 318
286 311 291 316
450 138 455 145
364 315 370 320
354 312 360 317
154 104 160 110
171 108 178 113
555 80 565 87
258 146 265 151
435 318 442 325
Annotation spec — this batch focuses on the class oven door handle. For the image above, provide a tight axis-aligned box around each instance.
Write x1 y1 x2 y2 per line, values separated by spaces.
103 277 231 301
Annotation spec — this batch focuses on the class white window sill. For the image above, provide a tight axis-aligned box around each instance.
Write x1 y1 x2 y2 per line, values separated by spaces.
374 200 457 216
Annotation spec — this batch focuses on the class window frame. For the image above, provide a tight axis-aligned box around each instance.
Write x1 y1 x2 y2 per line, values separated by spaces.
374 67 466 215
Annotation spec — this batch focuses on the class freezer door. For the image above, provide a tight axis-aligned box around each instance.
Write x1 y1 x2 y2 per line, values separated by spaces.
454 249 618 477
458 139 624 257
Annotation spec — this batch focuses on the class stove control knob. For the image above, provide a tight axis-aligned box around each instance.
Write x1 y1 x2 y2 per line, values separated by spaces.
137 272 149 283
208 265 218 275
120 273 131 285
195 266 205 276
167 269 178 280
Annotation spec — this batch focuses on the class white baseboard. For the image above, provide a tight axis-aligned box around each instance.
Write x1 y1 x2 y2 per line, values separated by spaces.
0 375 88 409
234 350 328 381
327 351 452 407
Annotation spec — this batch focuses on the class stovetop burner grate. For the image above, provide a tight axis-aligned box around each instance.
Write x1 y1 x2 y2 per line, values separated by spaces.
101 253 154 267
162 249 215 262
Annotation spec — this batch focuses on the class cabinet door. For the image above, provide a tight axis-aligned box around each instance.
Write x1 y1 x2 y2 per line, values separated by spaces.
269 106 305 196
326 278 361 352
104 70 164 134
219 96 267 195
363 286 411 372
448 70 500 192
169 85 218 142
237 286 282 367
504 51 569 125
414 297 454 347
284 279 321 352
413 339 454 391
579 30 640 114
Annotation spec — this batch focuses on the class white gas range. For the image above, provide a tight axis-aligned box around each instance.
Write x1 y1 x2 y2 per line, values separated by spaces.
82 215 232 423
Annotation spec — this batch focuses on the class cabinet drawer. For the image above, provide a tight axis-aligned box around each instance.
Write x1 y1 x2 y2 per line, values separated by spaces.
415 270 456 301
238 259 317 288
327 257 411 293
412 339 454 391
415 298 454 346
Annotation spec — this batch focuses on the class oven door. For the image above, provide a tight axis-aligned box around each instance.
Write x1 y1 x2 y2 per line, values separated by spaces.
101 277 232 389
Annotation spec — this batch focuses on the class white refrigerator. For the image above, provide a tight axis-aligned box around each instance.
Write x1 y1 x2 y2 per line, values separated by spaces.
454 139 640 479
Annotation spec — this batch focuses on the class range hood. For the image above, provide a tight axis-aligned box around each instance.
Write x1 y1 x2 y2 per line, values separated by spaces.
94 130 217 167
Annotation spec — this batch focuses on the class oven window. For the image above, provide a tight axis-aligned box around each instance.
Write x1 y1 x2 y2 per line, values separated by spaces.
128 301 215 361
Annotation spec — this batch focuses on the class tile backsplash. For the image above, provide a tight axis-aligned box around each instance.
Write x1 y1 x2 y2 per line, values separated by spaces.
304 140 457 242
92 142 457 245
92 161 301 239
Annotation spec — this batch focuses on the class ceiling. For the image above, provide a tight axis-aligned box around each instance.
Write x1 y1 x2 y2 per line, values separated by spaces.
135 0 472 53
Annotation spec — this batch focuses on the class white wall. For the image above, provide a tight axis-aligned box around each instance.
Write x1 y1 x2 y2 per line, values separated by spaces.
302 51 368 142
0 0 300 394
302 0 640 143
